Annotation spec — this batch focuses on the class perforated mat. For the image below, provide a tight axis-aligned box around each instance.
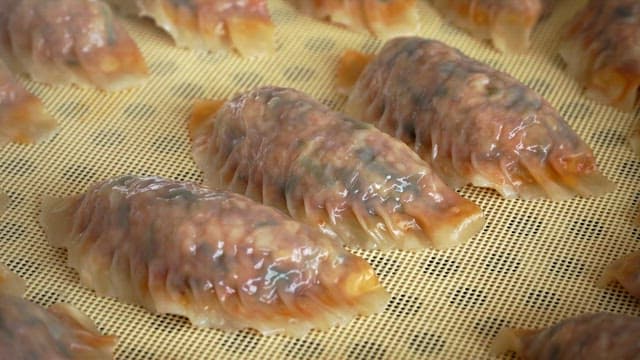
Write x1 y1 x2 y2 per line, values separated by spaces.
1 0 639 359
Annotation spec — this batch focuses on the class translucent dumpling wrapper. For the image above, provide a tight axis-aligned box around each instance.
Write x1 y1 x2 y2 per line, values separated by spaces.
288 0 418 39
107 0 274 57
431 0 554 53
0 0 148 90
40 175 389 336
559 0 640 111
0 61 57 146
0 264 117 359
600 250 640 299
492 313 640 359
337 37 615 201
190 86 484 251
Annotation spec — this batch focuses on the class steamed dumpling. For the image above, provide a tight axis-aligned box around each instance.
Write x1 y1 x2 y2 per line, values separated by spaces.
560 0 640 111
339 37 614 200
40 175 389 336
107 0 274 57
0 264 117 359
190 86 484 251
431 0 555 53
492 313 640 359
0 61 57 145
288 0 417 39
0 0 148 90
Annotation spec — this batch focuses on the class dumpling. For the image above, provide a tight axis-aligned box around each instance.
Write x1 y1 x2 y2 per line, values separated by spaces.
107 0 274 57
600 250 640 299
431 0 554 53
492 313 640 359
190 86 484 251
0 264 117 359
40 175 389 336
288 0 417 39
338 37 615 200
0 0 148 90
559 0 640 111
1 61 57 146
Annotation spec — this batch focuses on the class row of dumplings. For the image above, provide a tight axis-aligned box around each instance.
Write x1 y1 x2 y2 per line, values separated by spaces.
1 0 639 149
2 35 640 358
1 1 640 359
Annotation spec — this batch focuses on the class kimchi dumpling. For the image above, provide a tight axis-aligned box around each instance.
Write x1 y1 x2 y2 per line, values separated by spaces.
338 37 615 201
190 86 484 251
40 175 389 336
0 264 117 359
108 0 274 57
0 61 57 145
559 0 640 111
0 0 148 90
492 313 640 359
289 0 417 39
431 0 554 53
600 250 640 299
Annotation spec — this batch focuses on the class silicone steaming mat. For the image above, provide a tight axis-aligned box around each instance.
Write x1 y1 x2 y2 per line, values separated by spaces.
0 0 638 358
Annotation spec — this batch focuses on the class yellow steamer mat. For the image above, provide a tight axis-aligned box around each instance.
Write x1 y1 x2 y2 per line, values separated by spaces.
1 0 638 358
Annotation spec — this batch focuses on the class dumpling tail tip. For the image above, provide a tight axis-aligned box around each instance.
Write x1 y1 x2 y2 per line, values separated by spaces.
336 50 373 95
189 100 225 140
48 303 118 356
491 327 526 356
0 265 26 297
40 195 76 248
226 17 275 57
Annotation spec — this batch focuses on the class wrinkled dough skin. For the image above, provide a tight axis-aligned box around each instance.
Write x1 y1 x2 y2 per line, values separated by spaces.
0 0 148 90
0 61 56 145
345 37 614 201
289 0 417 39
493 313 640 359
40 175 388 336
108 0 274 56
432 0 553 52
602 250 640 299
0 265 115 360
560 0 640 111
191 86 484 251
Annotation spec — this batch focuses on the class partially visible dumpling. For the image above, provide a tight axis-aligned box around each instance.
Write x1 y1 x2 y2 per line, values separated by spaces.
560 0 640 111
0 264 117 359
107 0 274 57
431 0 554 53
0 0 148 90
289 0 418 39
41 175 389 336
492 313 640 359
0 61 57 146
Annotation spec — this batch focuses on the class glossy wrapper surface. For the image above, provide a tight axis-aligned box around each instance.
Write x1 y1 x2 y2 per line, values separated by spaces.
190 86 484 251
289 0 417 39
0 264 117 360
0 61 56 145
601 250 640 299
344 37 614 201
0 0 148 90
431 0 553 53
40 175 389 336
109 0 274 56
492 313 640 359
560 0 640 111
